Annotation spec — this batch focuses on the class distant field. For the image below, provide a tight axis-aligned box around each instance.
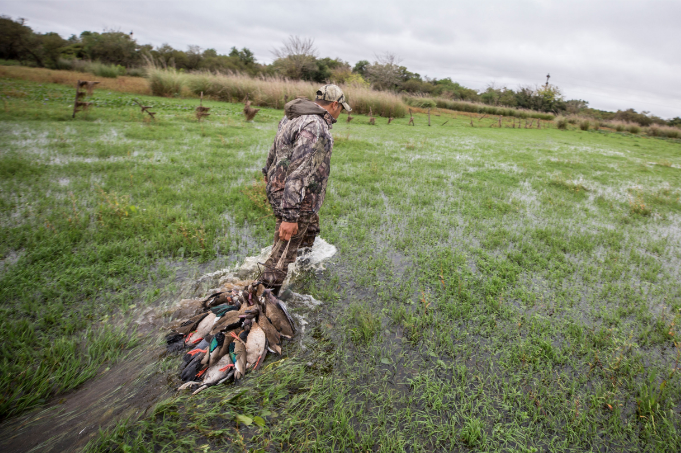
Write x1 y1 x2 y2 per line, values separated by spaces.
1 75 680 452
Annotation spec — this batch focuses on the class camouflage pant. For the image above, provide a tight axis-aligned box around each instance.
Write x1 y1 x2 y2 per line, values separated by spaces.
261 213 319 294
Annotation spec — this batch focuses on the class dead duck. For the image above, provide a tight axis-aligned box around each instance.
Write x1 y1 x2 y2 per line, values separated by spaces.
263 289 295 338
166 312 209 350
246 322 268 370
178 353 233 393
179 336 211 373
191 354 235 394
202 332 227 368
209 310 243 335
184 312 217 346
258 311 282 355
181 345 210 381
230 330 248 381
202 291 233 309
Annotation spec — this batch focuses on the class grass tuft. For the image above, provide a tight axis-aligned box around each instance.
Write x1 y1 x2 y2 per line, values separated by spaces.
345 304 381 345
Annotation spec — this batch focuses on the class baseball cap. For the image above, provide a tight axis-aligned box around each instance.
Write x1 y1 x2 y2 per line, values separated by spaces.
316 84 352 112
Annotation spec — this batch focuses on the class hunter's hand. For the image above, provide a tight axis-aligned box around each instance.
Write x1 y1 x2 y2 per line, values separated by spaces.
279 221 298 241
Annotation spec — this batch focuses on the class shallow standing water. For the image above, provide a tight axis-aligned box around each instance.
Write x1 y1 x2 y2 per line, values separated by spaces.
0 239 337 452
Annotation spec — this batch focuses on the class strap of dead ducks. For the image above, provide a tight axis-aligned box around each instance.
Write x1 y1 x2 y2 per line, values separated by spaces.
274 223 309 270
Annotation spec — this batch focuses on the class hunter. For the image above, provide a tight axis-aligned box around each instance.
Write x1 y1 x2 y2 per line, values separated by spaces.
261 84 351 294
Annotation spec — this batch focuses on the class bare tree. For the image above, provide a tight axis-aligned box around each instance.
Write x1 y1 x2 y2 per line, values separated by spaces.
272 35 318 80
187 45 202 70
366 52 403 91
273 35 317 59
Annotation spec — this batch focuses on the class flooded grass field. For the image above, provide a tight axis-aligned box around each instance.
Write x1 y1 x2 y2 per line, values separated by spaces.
1 75 680 452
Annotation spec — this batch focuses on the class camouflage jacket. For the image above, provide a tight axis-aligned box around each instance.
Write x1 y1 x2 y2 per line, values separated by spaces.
263 99 335 223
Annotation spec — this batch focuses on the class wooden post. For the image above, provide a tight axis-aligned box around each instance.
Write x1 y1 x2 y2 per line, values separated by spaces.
196 91 211 121
427 108 431 126
72 81 84 118
72 80 97 118
408 109 415 126
368 107 375 125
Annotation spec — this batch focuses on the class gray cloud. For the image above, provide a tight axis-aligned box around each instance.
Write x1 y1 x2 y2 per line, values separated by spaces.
3 0 680 117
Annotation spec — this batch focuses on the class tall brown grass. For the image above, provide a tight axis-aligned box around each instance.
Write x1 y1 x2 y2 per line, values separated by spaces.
0 65 151 95
424 97 555 121
148 68 185 97
161 70 407 117
647 125 680 139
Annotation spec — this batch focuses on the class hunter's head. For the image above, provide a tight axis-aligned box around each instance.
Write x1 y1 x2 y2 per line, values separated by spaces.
315 84 351 120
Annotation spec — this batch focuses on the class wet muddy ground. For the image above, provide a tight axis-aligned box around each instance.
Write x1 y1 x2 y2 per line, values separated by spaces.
0 239 337 452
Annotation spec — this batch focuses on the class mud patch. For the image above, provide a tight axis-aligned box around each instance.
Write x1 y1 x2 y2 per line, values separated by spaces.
0 349 171 453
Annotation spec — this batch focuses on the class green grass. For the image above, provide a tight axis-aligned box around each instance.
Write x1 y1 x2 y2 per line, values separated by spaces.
1 75 681 451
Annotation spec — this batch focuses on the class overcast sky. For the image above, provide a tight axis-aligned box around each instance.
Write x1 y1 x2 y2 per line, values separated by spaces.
3 0 680 118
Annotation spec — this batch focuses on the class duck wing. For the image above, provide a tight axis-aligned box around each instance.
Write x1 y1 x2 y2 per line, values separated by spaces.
210 303 238 317
258 315 281 355
210 310 242 335
263 290 295 337
275 300 295 334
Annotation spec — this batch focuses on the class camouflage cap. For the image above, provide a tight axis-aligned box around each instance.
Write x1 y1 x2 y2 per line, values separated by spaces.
315 84 352 112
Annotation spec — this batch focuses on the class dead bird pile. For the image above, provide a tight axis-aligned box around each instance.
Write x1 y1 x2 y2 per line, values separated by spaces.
166 280 295 394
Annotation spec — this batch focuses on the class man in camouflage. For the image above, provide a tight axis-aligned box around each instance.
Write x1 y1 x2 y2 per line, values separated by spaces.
261 84 351 294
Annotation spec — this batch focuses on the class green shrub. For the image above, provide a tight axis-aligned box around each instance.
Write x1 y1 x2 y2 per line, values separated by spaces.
579 120 590 131
616 124 625 132
126 67 146 78
431 97 553 120
90 62 125 78
403 96 436 109
55 58 75 71
0 58 22 66
567 117 578 124
556 118 568 129
628 125 641 134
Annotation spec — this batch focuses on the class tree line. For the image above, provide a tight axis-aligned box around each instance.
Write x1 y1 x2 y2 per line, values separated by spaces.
1 16 678 126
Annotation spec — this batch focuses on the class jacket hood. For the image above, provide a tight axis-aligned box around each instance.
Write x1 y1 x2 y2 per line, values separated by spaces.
284 98 329 120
